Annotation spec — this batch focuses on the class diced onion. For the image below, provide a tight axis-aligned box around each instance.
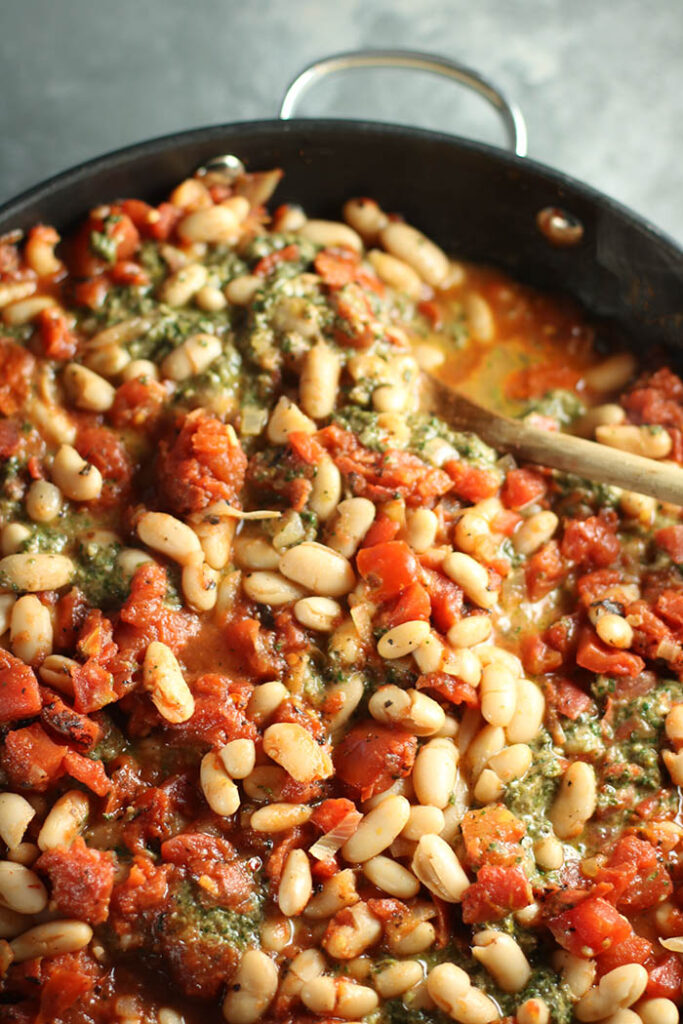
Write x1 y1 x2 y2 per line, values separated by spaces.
308 811 362 861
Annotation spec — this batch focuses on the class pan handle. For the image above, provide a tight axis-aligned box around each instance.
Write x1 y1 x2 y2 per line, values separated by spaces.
279 49 528 158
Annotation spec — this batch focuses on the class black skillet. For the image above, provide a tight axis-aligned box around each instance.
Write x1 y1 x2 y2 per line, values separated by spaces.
0 49 682 353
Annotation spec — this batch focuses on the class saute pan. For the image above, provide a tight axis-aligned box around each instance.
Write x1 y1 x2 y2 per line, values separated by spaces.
0 49 682 354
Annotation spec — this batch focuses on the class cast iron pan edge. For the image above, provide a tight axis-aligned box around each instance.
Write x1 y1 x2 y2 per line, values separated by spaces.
1 119 681 352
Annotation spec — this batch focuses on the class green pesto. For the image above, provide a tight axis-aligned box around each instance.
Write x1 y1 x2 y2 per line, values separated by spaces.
167 878 264 952
504 729 564 838
409 413 498 465
20 523 70 554
75 538 128 609
525 388 585 426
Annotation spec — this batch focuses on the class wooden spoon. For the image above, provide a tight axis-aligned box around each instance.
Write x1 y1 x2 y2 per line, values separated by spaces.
422 374 683 506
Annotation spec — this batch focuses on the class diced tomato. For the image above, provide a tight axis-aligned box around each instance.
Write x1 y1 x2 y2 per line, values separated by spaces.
360 515 400 548
110 854 170 925
546 678 593 720
502 467 547 509
76 425 133 507
520 633 563 674
656 589 683 628
384 582 431 628
36 838 115 925
311 798 358 833
223 616 283 679
148 201 182 241
646 954 683 999
71 659 117 714
461 806 526 868
53 588 88 652
561 511 621 568
253 243 300 277
622 368 683 429
576 569 621 607
549 897 633 957
0 650 42 722
158 408 248 516
576 626 645 677
161 833 254 911
110 260 149 286
110 376 166 429
461 865 532 923
357 540 418 601
63 750 111 796
40 688 101 751
506 364 581 399
1 723 66 791
417 299 442 329
287 431 326 465
0 417 21 458
525 540 567 601
491 508 522 536
119 563 199 654
443 459 500 502
70 207 140 277
36 308 78 360
544 614 580 659
314 247 358 288
595 835 672 912
73 276 110 309
421 567 464 632
416 671 479 708
0 338 35 416
332 282 376 348
655 524 683 565
36 952 101 1024
334 722 417 801
595 933 655 975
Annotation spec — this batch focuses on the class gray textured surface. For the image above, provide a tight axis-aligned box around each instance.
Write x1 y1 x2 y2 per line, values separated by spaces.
1 0 682 240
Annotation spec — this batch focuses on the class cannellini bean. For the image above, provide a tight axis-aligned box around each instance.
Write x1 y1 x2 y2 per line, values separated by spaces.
375 959 424 998
241 766 286 802
63 363 115 411
300 343 341 419
10 919 92 963
121 358 159 381
479 662 517 727
427 962 500 1023
369 685 445 736
304 868 359 918
247 680 288 721
37 790 89 851
533 834 564 870
181 558 219 612
619 489 656 524
596 612 633 649
472 930 531 992
574 402 626 438
402 804 445 840
342 198 388 242
583 352 637 393
263 723 333 783
1 524 31 557
159 262 208 306
234 534 280 570
222 949 278 1024
0 795 35 850
200 752 240 816
38 654 77 693
326 498 376 557
322 900 382 959
636 997 680 1024
487 743 532 783
413 738 458 808
300 219 363 252
309 456 342 521
0 905 31 939
550 760 597 839
25 480 61 523
554 951 596 999
0 552 74 593
170 178 212 209
195 284 228 311
505 678 545 743
161 332 222 381
372 384 409 413
406 508 438 553
216 739 255 781
0 862 47 914
0 280 36 308
362 856 420 899
513 511 559 556
662 748 683 785
250 803 313 832
443 551 497 609
83 339 130 378
377 620 431 660
380 222 449 287
300 975 378 1018
279 542 355 597
279 947 325 999
137 511 202 566
191 514 235 570
464 293 495 343
116 548 154 581
368 249 422 298
595 423 672 458
267 396 317 443
25 225 63 277
225 274 261 305
447 615 492 648
51 444 103 501
143 641 195 723
574 964 648 1021
294 596 342 632
324 674 364 733
665 703 683 745
473 768 504 803
10 594 52 664
178 204 242 245
516 998 550 1024
0 594 15 636
342 795 410 863
412 833 470 902
278 848 312 917
466 724 505 779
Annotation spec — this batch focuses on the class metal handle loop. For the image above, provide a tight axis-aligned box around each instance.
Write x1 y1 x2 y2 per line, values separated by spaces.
279 49 528 158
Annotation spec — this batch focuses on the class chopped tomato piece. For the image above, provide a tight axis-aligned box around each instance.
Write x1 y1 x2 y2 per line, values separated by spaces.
36 952 101 1024
288 431 326 465
40 688 101 751
110 376 166 429
159 409 248 515
561 511 620 568
2 723 66 791
546 678 593 720
0 338 35 416
549 897 632 957
63 750 111 796
595 933 655 975
384 582 431 627
656 588 683 628
501 467 547 509
37 308 78 360
646 954 683 999
253 243 300 277
461 806 526 868
360 515 401 548
595 835 672 912
576 569 621 607
421 568 464 632
520 633 563 674
36 838 115 925
506 364 581 400
223 616 283 679
576 626 645 676
311 798 358 833
0 649 41 722
461 865 532 923
525 540 567 601
416 671 479 708
357 541 418 601
444 459 500 502
334 723 417 801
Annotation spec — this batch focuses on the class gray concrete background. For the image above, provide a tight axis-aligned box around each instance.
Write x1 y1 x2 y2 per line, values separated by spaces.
1 0 682 239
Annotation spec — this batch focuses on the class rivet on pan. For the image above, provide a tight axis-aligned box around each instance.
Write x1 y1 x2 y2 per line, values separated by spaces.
196 154 246 182
536 206 584 247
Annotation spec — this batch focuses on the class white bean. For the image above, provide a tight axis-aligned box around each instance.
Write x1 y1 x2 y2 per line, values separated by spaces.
0 552 74 592
37 790 89 851
63 363 115 412
222 949 278 1024
411 833 470 902
137 511 202 566
326 498 376 558
0 794 35 850
300 219 363 252
263 723 333 783
278 848 312 916
362 855 420 899
10 594 52 664
161 332 222 381
200 752 240 816
377 620 431 659
10 919 92 962
51 444 103 501
279 542 355 597
472 929 531 992
342 795 410 863
0 861 47 914
595 423 672 459
443 551 498 610
379 222 449 287
25 480 61 523
300 343 341 419
550 760 597 840
413 738 458 809
143 640 195 723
